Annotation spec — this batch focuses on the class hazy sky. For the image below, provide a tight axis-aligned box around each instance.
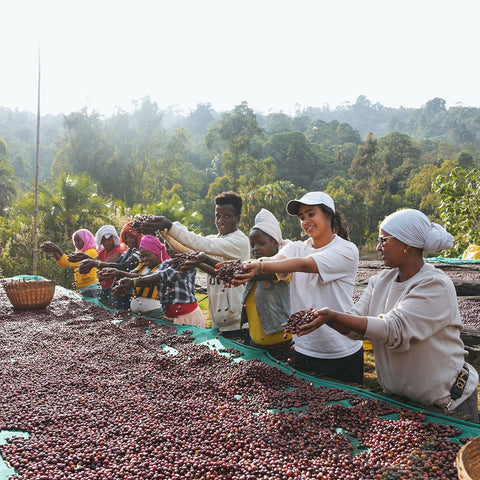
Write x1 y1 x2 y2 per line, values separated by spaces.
2 0 480 117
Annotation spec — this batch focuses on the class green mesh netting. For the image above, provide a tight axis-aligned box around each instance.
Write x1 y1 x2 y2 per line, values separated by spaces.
426 256 480 264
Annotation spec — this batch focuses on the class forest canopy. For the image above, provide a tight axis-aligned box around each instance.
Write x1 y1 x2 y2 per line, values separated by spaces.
1 95 479 286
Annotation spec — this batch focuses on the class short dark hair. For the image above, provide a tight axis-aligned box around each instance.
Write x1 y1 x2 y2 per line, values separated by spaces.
214 191 242 216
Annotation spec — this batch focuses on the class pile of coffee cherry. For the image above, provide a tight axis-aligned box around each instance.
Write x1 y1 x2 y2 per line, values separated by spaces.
0 290 472 480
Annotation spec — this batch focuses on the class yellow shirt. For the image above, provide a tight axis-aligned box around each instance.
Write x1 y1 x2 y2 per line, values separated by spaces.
245 282 292 346
56 248 98 289
132 263 161 299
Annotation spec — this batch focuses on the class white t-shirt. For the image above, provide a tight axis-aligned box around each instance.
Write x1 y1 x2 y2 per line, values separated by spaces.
278 235 362 359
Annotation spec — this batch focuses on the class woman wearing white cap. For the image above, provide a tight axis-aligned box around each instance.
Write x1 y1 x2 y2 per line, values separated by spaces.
236 192 363 384
297 208 479 421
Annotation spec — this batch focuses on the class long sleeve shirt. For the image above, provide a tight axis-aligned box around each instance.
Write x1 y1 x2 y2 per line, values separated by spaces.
350 263 479 409
165 224 250 331
57 248 98 289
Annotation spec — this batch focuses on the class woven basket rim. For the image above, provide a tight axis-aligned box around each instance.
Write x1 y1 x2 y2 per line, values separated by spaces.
456 436 480 480
2 279 56 309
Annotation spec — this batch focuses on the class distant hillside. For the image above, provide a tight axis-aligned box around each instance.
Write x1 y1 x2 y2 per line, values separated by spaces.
1 95 480 182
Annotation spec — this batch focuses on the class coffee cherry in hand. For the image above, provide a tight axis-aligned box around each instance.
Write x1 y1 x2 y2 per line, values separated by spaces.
284 308 317 335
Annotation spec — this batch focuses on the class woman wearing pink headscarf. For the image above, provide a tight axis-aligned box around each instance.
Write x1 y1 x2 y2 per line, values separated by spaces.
99 235 170 319
40 229 102 298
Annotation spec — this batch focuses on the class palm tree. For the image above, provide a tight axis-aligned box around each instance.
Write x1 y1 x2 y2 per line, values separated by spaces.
38 173 112 246
242 181 304 239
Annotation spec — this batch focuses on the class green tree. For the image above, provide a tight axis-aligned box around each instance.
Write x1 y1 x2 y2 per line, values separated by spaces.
0 137 17 214
376 132 421 195
205 102 263 186
424 97 447 116
143 127 207 205
404 160 455 216
122 98 166 204
183 103 216 135
434 167 480 255
262 113 295 135
0 174 113 286
12 153 29 185
457 151 474 169
37 173 112 245
324 176 364 244
242 181 304 241
349 133 391 242
264 131 320 189
238 156 276 194
52 108 108 179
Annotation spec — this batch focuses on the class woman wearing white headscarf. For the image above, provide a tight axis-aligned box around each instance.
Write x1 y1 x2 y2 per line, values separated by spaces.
298 209 479 421
94 225 123 291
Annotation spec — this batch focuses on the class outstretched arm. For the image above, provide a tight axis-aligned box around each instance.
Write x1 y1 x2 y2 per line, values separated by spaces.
40 241 64 261
297 308 368 337
139 216 173 235
231 256 318 285
179 252 218 276
67 252 91 263
113 269 167 296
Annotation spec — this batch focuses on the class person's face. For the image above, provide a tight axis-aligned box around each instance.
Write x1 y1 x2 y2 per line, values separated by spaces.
297 204 332 241
140 248 161 268
101 235 115 251
215 204 240 236
73 234 84 251
123 232 138 249
249 229 278 259
376 229 403 268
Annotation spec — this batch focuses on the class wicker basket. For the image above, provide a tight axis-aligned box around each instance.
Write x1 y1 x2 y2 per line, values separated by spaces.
2 279 56 310
456 436 480 480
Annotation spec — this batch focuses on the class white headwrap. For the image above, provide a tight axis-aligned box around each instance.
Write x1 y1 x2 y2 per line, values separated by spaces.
251 209 289 247
380 209 454 254
95 225 120 250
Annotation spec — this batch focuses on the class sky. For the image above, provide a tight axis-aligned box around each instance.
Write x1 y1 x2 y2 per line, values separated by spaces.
2 0 480 118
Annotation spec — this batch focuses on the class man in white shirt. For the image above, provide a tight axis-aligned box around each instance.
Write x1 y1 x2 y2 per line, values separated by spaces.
139 191 250 340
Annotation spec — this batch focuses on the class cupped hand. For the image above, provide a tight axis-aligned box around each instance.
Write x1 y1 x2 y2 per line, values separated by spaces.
113 277 133 295
97 267 120 281
78 258 95 274
68 252 89 263
40 241 58 253
220 261 258 286
140 216 172 234
296 307 331 336
179 252 204 271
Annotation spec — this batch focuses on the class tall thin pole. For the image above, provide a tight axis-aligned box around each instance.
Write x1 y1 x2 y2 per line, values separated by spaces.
33 50 41 275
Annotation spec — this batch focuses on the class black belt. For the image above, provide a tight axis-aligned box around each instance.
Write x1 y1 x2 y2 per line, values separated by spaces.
447 363 469 410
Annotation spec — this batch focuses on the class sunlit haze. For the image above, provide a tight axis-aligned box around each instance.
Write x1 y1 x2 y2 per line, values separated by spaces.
2 0 480 117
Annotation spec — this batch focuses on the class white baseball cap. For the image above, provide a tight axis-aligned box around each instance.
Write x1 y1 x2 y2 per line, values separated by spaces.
286 191 335 216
